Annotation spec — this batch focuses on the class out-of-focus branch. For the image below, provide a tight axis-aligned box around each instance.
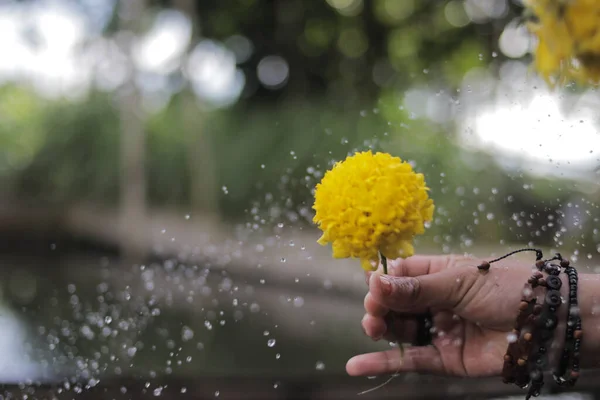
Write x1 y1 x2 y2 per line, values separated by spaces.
116 0 149 262
173 0 220 221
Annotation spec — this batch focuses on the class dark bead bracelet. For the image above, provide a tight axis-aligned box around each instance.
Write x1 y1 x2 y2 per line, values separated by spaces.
553 261 582 387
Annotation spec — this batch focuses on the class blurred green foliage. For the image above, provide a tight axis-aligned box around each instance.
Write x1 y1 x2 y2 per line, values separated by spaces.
2 82 593 253
1 0 599 255
160 0 521 103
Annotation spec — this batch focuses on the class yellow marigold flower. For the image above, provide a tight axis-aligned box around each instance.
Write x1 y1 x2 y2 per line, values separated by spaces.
525 0 600 86
312 151 434 271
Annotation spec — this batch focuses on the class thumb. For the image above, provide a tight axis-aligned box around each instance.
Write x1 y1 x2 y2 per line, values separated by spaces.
369 268 473 313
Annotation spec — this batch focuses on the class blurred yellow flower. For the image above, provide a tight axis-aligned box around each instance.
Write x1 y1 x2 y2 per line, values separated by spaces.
312 151 434 271
526 0 600 86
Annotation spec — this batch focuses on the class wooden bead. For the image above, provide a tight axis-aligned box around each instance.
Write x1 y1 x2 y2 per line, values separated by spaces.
504 354 512 362
518 301 529 311
517 358 527 366
536 260 545 269
528 278 538 286
560 259 570 268
574 330 583 339
524 332 533 342
477 261 490 271
533 305 543 315
533 271 544 279
539 278 547 287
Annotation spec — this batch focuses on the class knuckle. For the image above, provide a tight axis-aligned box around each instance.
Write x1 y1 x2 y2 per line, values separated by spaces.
408 276 422 304
391 276 421 305
388 258 406 276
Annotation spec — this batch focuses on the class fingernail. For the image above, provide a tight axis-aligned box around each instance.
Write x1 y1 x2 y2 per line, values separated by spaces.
379 275 392 295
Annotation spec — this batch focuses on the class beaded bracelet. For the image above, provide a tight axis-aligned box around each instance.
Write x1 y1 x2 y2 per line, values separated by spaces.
553 257 582 387
501 277 538 387
478 249 582 399
526 259 562 399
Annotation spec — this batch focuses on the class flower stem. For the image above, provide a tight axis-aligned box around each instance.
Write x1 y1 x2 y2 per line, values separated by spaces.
380 252 403 358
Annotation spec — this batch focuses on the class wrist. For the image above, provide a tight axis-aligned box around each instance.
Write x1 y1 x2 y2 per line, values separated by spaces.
576 273 600 368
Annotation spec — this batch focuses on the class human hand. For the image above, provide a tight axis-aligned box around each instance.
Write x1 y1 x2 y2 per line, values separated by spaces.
346 254 542 377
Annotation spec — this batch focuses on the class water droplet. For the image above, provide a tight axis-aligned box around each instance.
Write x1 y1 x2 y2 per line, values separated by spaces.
204 321 213 330
280 258 286 263
293 297 304 308
221 186 229 194
214 390 220 397
267 339 276 347
275 353 281 359
185 214 190 220
153 387 163 396
506 332 517 343
182 326 194 341
315 361 325 370
181 387 187 393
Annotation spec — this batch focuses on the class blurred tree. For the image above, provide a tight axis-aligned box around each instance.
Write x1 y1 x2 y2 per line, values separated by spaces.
159 0 525 106
116 0 150 261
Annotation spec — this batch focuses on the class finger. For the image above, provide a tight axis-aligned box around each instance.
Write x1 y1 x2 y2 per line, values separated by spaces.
364 291 428 319
362 313 420 343
387 255 440 277
361 314 386 341
346 346 444 376
364 292 388 317
369 268 474 313
363 255 436 284
364 254 469 286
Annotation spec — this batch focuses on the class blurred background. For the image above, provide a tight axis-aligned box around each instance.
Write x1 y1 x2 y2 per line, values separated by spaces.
0 0 600 398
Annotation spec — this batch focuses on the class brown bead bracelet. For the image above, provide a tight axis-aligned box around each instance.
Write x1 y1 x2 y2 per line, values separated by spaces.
501 277 539 387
